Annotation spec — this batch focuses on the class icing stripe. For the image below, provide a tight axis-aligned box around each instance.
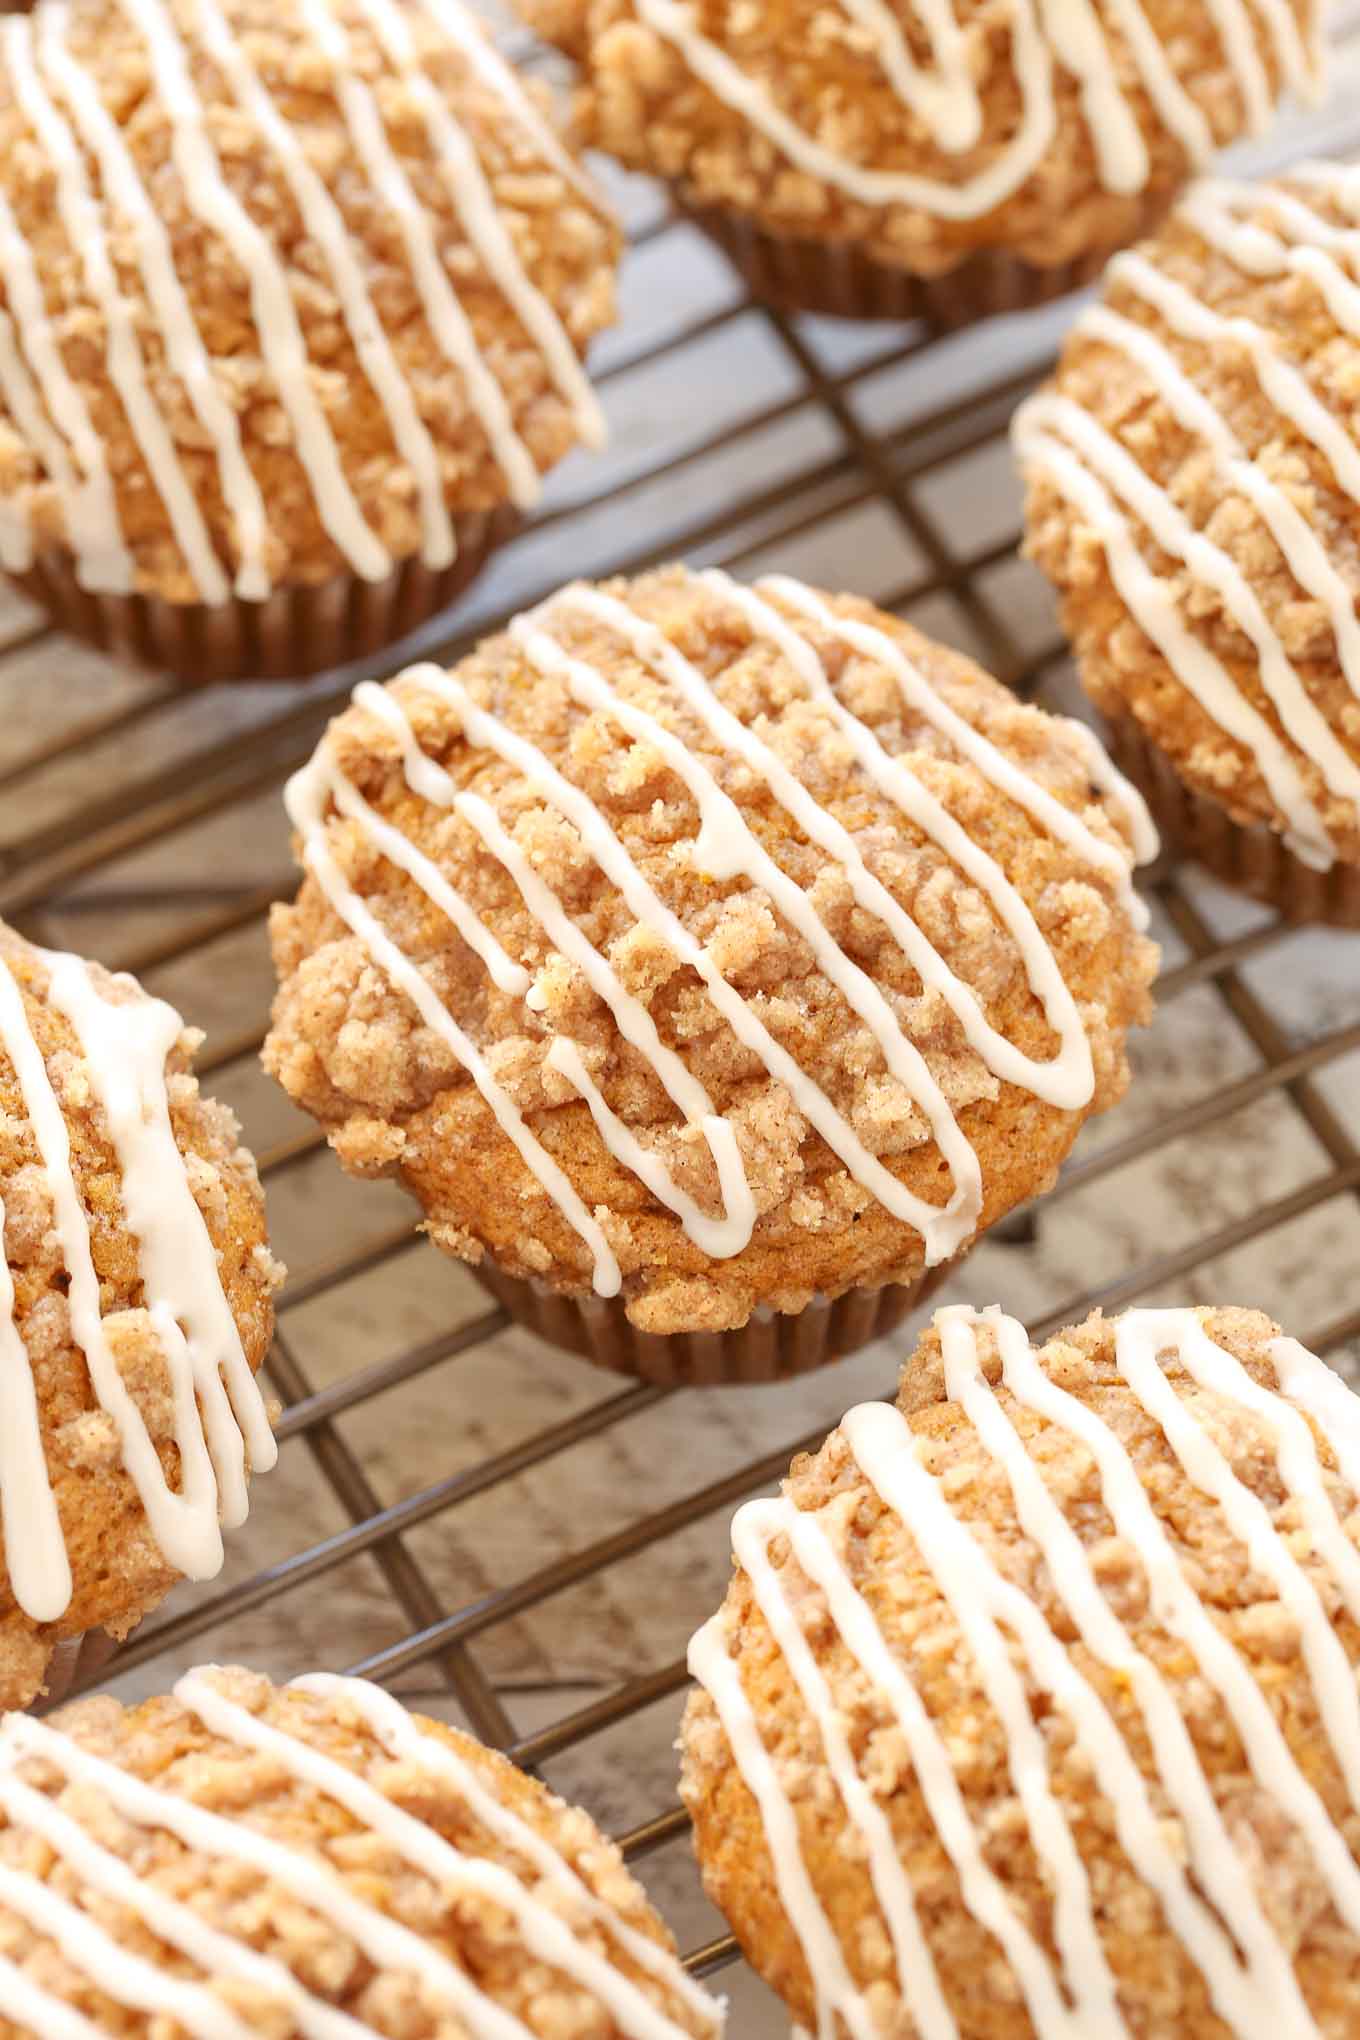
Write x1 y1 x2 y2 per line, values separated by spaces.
0 1678 714 2038
1013 414 1334 867
0 183 131 592
35 1 271 599
691 1305 1360 2034
291 574 1150 1291
0 1191 71 1622
0 948 273 1621
284 743 623 1295
111 0 390 581
292 1672 717 2027
0 1740 370 2040
352 678 754 1257
352 0 605 463
627 0 1315 218
5 14 228 604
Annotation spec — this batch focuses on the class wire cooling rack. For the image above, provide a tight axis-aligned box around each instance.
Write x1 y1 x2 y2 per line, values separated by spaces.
4 18 1360 2025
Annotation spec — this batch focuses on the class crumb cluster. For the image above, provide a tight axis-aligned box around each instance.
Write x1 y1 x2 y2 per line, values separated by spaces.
523 0 1315 273
1022 174 1360 865
0 1666 715 2037
0 923 280 1710
266 566 1157 1334
681 1305 1360 2036
0 0 619 600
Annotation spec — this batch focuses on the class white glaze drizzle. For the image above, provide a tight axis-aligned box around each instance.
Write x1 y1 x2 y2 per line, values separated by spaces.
291 575 1150 1290
1013 410 1334 868
284 740 623 1296
1017 166 1360 869
2 0 605 592
690 1304 1360 2035
0 1675 716 2038
34 1 271 599
628 0 1316 220
0 182 131 592
351 0 606 466
5 13 229 605
0 946 274 1623
186 0 456 572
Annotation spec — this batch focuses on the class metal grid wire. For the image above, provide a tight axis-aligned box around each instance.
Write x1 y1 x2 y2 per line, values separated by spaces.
4 16 1360 2020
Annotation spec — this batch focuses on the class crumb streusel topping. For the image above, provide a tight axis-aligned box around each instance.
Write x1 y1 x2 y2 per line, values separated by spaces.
0 0 618 602
1019 166 1360 871
683 1302 1360 2038
267 566 1158 1334
0 1665 722 2036
0 921 280 1711
524 0 1320 273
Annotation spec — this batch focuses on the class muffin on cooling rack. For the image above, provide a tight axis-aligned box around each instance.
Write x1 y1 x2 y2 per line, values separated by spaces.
519 0 1323 327
265 564 1157 1386
0 1664 723 2037
0 0 619 685
1018 167 1360 927
683 1299 1360 2037
0 920 280 1711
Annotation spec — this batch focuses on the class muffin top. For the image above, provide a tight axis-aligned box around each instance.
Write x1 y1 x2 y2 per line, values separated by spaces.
266 566 1157 1335
1018 166 1360 873
522 0 1322 273
0 1664 722 2036
682 1301 1360 2039
0 921 280 1711
0 0 619 604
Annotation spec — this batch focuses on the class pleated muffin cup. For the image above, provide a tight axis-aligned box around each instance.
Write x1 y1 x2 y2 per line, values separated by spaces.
0 0 619 687
688 191 1177 331
8 510 521 688
37 1630 123 1710
1101 711 1360 928
470 1253 966 1386
266 567 1160 1391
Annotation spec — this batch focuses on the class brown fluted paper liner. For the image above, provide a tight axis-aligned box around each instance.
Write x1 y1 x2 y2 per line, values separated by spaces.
1102 711 1360 929
688 201 1174 330
38 1629 122 1711
470 1254 962 1386
9 505 520 688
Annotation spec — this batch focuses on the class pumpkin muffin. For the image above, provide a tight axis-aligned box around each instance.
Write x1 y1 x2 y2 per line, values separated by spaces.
1018 166 1360 925
0 0 619 684
0 1663 723 2037
683 1299 1360 2037
265 565 1157 1385
518 0 1323 327
0 919 280 1712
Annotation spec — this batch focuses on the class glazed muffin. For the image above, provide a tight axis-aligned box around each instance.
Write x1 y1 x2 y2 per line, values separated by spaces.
1017 166 1360 926
0 920 280 1711
682 1300 1360 2037
0 1663 723 2036
0 0 619 684
265 565 1157 1385
519 0 1323 328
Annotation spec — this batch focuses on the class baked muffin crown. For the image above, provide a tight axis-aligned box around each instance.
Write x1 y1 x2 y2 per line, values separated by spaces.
0 920 279 1709
0 1664 722 2036
0 0 619 603
266 565 1157 1335
527 0 1322 271
1018 165 1360 873
682 1302 1360 2038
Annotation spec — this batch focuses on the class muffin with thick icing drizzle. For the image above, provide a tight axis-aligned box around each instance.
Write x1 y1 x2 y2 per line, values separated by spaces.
0 0 619 684
519 0 1322 327
0 920 280 1711
683 1300 1360 2037
0 1664 723 2037
1018 166 1360 926
265 565 1157 1384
